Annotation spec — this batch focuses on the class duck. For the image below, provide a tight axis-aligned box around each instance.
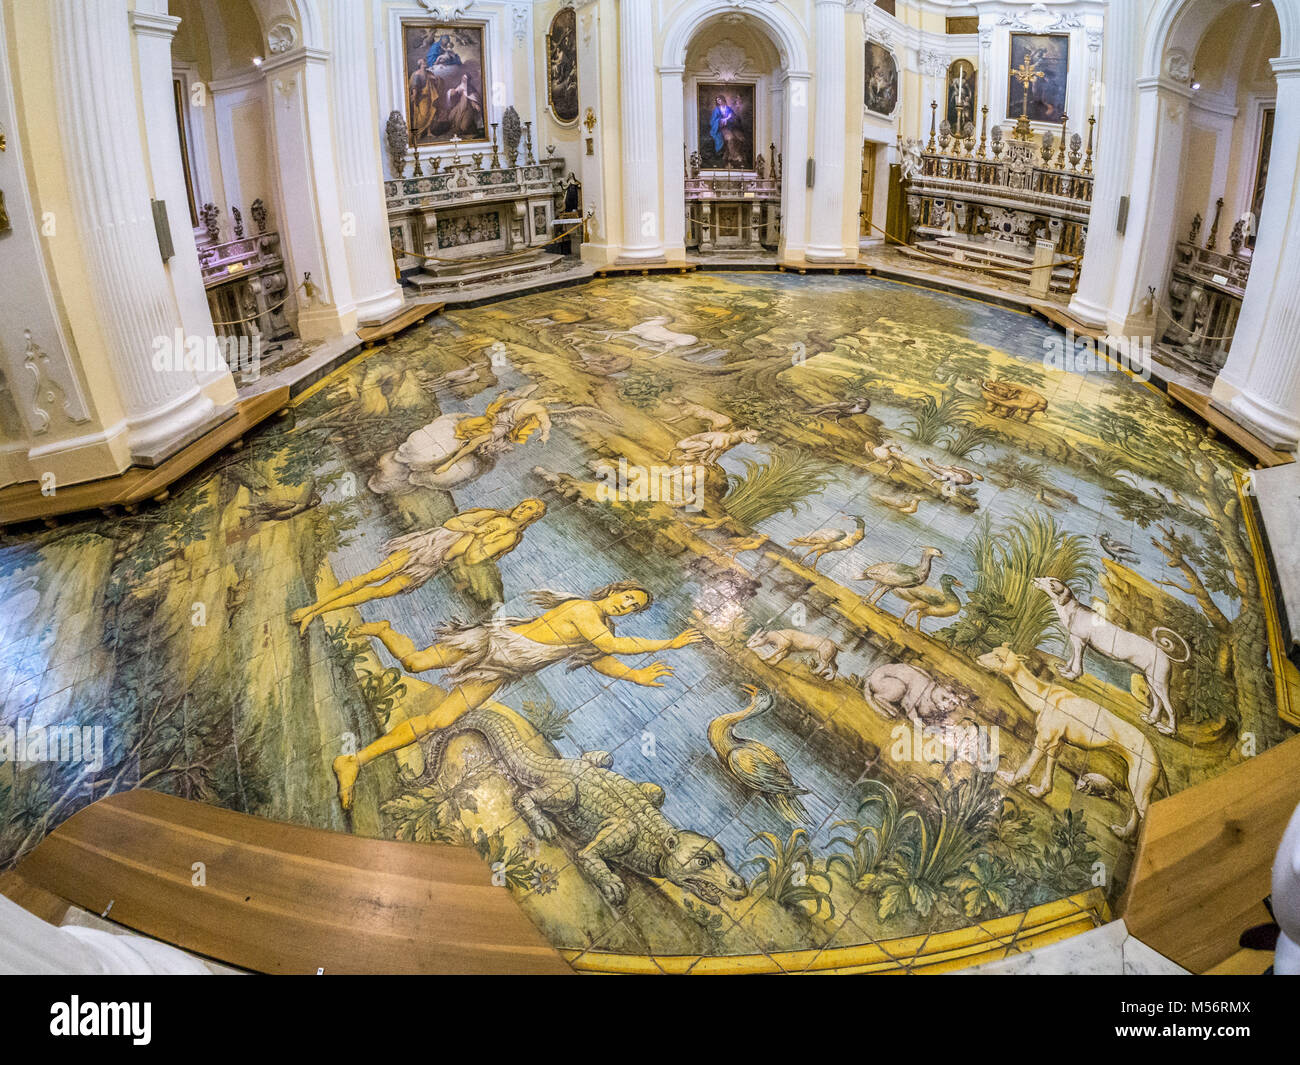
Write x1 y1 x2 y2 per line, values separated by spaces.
859 546 944 606
896 573 964 631
721 534 769 557
789 515 866 570
871 491 920 515
707 685 810 824
923 457 984 494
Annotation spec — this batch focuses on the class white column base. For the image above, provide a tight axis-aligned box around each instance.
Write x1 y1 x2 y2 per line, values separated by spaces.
615 247 668 264
805 246 856 263
298 304 360 342
125 387 220 466
1067 292 1110 327
1211 375 1300 451
353 286 406 326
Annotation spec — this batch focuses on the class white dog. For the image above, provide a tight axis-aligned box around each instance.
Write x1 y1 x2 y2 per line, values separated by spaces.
1032 576 1190 736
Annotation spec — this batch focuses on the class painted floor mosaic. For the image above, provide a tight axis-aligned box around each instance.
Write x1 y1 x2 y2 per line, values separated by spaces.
0 273 1292 971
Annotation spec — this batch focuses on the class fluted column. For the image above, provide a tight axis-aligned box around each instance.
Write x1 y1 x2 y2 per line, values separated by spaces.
50 0 217 461
1069 0 1138 326
262 47 358 341
1212 58 1300 450
807 0 851 262
130 3 236 405
323 0 404 325
617 0 664 261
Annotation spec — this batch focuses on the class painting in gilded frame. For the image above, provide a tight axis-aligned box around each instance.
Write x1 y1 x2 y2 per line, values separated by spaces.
546 8 578 125
1007 33 1069 124
946 59 977 135
403 22 488 145
696 82 756 171
864 41 899 117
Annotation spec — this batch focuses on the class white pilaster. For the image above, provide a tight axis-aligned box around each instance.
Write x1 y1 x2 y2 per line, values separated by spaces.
617 0 665 262
780 71 811 262
659 66 687 261
1070 2 1138 327
130 5 236 405
807 0 851 262
323 0 404 325
1212 58 1300 450
262 47 358 341
1103 76 1190 336
50 0 217 462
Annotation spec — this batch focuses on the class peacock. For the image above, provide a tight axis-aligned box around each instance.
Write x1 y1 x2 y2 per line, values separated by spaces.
789 515 866 570
859 546 944 606
895 573 964 631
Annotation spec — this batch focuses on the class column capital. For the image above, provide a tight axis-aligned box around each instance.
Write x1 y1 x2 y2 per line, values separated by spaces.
1270 56 1300 79
129 11 181 40
259 46 331 77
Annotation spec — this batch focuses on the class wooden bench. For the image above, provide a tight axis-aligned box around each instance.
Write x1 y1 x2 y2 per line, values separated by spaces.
3 790 571 975
1121 732 1300 973
0 387 291 529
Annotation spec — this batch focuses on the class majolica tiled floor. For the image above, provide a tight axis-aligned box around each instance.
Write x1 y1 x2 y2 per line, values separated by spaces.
0 274 1290 971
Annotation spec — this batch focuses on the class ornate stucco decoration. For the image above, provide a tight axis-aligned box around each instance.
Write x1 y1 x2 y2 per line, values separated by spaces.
703 40 751 82
266 21 297 54
418 0 476 18
1165 49 1192 84
23 330 88 436
997 4 1079 34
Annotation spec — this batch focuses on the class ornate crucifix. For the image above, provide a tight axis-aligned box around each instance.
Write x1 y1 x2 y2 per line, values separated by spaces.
1012 53 1045 119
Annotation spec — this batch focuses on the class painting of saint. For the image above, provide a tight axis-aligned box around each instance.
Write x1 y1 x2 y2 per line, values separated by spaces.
864 42 899 117
946 59 977 136
696 82 755 170
403 23 488 144
546 8 578 125
1007 33 1069 124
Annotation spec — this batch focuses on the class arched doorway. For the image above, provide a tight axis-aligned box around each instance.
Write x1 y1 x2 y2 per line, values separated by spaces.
659 2 811 262
678 20 784 258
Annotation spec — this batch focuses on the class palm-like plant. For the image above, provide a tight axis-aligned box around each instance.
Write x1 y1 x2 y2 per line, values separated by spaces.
722 448 838 528
901 392 976 446
744 828 835 918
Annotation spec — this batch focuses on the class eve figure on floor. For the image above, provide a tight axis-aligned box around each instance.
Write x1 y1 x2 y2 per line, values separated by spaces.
290 499 546 633
332 581 703 808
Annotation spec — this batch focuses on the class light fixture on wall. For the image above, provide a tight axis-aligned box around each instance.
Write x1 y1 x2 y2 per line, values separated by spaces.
1190 68 1201 91
252 56 264 67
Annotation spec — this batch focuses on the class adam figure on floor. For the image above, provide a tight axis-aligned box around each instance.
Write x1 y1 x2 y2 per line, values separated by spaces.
332 581 702 808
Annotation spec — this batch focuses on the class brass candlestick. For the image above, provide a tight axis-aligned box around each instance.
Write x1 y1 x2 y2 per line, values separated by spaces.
1207 196 1224 249
489 122 501 169
927 100 938 152
1084 115 1095 174
523 121 535 165
1056 114 1069 168
412 147 424 177
977 105 989 159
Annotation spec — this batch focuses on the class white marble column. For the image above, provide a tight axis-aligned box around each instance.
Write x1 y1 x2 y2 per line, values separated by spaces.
1069 0 1139 326
617 0 665 261
50 0 217 462
130 4 236 405
780 71 811 261
807 0 851 262
659 65 687 260
323 0 404 325
1212 58 1300 450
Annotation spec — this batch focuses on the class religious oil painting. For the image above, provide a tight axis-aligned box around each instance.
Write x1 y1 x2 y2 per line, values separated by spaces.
697 82 755 170
1008 33 1069 124
403 22 488 145
546 7 578 125
1 270 1290 973
946 59 978 135
865 41 899 117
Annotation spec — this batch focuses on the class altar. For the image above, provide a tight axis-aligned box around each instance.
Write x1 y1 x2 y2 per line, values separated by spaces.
684 168 781 253
385 152 569 292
